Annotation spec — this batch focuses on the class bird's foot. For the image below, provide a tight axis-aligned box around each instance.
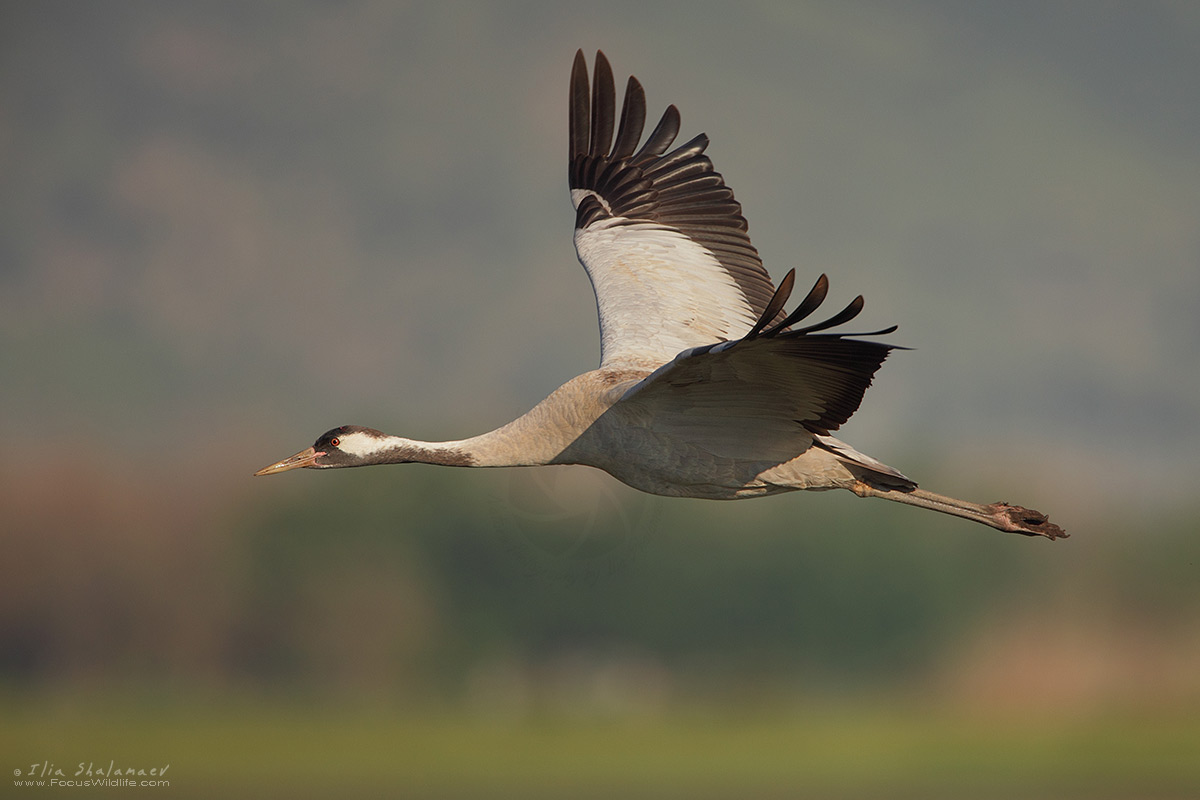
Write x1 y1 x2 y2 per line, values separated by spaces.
985 503 1069 540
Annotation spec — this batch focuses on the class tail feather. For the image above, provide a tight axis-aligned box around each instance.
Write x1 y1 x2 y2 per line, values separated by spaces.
813 434 915 489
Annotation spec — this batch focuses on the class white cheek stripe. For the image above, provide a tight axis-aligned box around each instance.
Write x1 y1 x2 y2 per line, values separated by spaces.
336 431 394 458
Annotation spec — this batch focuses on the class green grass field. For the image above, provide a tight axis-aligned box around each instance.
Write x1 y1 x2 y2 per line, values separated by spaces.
4 697 1198 799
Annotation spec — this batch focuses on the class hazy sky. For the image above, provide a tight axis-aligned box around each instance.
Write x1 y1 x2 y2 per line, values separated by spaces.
2 1 1198 516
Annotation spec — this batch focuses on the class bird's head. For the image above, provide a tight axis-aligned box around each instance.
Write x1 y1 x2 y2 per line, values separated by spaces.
253 425 389 475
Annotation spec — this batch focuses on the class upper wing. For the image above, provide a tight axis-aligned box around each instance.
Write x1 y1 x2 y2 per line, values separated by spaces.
569 50 784 369
614 271 908 475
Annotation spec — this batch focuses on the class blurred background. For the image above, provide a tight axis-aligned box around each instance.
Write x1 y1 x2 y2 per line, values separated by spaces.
2 1 1199 797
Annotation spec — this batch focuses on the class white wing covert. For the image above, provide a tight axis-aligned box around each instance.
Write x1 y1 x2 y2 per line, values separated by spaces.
569 50 784 368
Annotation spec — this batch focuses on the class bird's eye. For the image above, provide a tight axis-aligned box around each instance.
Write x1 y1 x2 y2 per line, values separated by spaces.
330 437 340 447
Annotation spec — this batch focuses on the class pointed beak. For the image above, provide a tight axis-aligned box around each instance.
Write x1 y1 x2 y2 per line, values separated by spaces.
254 446 322 476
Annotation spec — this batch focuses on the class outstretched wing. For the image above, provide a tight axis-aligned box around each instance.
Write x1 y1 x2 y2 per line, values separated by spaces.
569 50 784 369
614 271 910 481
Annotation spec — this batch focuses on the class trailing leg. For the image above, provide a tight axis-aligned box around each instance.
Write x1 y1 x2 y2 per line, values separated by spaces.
850 480 1067 540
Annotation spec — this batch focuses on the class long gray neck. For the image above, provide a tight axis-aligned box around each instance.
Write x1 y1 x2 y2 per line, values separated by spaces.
354 410 584 469
362 428 564 468
348 371 618 469
368 439 481 467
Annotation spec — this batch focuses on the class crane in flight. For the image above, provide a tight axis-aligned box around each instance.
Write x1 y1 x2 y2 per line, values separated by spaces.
256 51 1066 540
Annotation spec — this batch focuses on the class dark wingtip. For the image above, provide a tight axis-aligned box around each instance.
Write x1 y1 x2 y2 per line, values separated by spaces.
635 104 681 161
611 75 647 159
793 294 865 335
590 51 615 157
743 269 796 340
764 273 829 336
569 50 590 160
